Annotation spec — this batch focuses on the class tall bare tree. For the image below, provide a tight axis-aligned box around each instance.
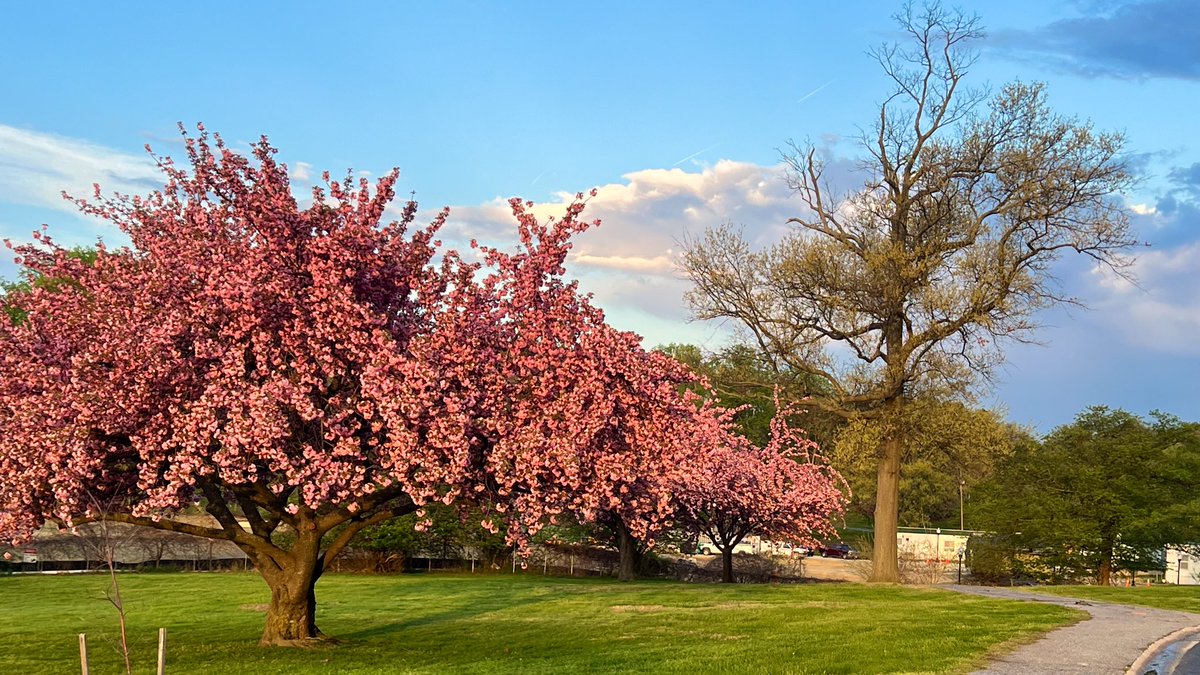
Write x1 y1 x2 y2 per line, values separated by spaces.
681 3 1137 581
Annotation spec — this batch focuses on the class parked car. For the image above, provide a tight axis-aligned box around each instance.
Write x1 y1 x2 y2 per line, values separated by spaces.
696 537 757 556
782 543 811 557
753 539 810 557
817 543 859 559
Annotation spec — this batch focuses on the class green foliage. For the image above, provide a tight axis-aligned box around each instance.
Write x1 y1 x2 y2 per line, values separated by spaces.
831 401 1020 527
966 535 1017 584
655 342 839 447
352 503 510 563
0 573 1079 674
973 407 1200 584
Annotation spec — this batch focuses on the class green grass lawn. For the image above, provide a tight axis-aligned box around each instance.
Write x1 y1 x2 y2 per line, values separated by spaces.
1024 584 1200 614
0 572 1078 674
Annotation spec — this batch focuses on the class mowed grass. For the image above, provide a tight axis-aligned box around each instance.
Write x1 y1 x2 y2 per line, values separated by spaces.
1025 584 1200 614
0 572 1079 674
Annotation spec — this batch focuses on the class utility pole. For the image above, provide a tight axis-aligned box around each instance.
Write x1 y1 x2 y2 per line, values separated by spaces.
959 479 966 531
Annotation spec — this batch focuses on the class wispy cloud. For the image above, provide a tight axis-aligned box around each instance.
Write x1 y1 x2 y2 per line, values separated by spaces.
0 125 161 216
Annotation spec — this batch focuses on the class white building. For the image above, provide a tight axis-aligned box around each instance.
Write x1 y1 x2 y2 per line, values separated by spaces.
897 527 973 562
1164 547 1200 585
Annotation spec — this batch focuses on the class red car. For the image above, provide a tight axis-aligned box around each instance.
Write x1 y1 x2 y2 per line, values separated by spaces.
817 543 859 559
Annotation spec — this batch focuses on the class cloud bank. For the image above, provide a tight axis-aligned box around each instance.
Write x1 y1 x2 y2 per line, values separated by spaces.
2 123 1195 361
991 0 1200 80
432 160 806 339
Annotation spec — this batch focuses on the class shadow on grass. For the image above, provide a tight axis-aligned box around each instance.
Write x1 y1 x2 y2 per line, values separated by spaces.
337 584 560 641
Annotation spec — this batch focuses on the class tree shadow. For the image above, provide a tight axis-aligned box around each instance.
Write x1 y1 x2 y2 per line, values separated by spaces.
337 588 558 641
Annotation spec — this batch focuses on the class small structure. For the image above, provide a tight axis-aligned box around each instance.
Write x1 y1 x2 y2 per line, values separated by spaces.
897 527 976 563
1164 547 1200 585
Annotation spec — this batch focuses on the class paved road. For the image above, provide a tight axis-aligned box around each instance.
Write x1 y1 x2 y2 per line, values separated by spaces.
1170 638 1200 674
948 585 1200 674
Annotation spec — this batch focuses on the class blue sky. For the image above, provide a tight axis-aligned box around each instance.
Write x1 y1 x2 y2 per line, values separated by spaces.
2 1 1198 432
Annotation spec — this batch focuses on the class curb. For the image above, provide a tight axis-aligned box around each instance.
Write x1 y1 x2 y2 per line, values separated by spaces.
1127 625 1200 675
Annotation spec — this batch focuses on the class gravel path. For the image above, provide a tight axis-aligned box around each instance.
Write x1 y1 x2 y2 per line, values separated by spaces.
947 585 1200 674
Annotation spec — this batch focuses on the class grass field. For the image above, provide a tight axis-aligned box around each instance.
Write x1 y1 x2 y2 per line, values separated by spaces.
0 572 1079 674
1025 584 1200 614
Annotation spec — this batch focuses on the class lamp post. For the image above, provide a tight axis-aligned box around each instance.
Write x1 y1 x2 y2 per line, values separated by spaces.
957 547 965 583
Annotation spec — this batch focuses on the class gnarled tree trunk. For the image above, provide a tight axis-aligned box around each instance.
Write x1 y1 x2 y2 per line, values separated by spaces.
255 529 327 647
261 570 322 646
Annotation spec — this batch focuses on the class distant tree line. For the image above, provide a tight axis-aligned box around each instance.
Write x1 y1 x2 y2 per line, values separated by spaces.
970 407 1200 585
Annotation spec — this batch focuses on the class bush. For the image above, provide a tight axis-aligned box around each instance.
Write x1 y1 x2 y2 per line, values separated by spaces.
967 536 1018 584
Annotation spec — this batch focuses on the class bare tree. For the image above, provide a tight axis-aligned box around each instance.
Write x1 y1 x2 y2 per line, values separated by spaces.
681 2 1136 582
78 494 141 675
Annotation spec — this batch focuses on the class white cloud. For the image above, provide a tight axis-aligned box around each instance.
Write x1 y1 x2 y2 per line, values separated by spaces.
425 157 1200 360
1089 262 1138 294
0 125 162 216
1091 241 1200 354
419 160 809 342
436 160 803 272
0 126 335 254
289 161 313 182
573 253 676 275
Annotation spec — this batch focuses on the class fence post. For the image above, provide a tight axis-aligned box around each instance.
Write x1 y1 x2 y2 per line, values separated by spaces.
157 628 166 675
78 633 89 675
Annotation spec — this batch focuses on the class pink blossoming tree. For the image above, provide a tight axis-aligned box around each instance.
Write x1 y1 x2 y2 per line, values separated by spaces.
0 129 707 646
674 403 846 583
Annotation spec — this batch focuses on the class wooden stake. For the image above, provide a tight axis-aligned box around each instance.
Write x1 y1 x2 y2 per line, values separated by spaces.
78 633 89 675
157 628 166 675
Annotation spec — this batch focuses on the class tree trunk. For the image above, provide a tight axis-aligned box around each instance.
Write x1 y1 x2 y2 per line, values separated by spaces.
259 563 324 646
721 550 734 583
1098 540 1115 586
871 209 908 584
256 529 328 647
616 519 637 582
871 410 903 583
